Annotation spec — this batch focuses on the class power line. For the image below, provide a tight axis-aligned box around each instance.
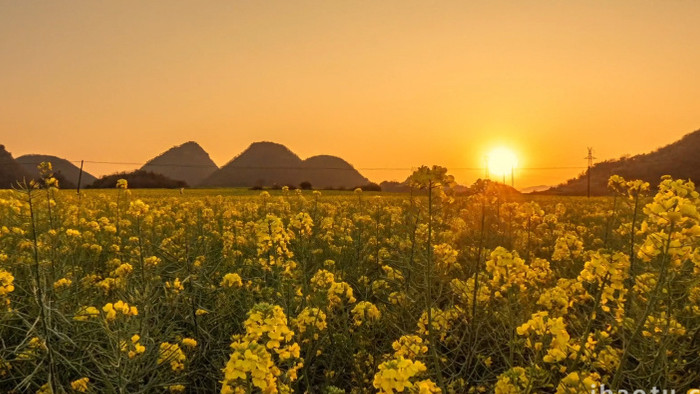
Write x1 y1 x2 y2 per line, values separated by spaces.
4 160 588 171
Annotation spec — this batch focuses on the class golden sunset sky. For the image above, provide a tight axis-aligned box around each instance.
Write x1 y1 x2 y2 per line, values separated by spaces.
1 1 699 188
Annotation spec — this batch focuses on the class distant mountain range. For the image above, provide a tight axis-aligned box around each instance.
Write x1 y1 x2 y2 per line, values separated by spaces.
0 140 370 189
140 141 218 186
0 145 30 188
3 128 700 191
519 185 551 194
540 128 700 195
200 141 370 189
17 154 97 188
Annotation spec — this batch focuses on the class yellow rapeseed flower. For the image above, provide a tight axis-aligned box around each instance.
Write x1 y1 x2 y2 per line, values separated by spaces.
70 377 89 392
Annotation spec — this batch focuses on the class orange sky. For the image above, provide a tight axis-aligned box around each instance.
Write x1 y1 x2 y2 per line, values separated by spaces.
1 1 699 188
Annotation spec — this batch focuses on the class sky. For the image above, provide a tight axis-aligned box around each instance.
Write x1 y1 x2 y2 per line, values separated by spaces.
1 1 699 189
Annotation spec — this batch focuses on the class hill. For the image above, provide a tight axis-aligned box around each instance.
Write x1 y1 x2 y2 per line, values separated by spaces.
301 155 369 189
201 142 369 189
16 154 97 188
141 141 217 186
461 179 522 198
87 170 187 189
0 145 31 188
519 185 551 194
541 128 700 195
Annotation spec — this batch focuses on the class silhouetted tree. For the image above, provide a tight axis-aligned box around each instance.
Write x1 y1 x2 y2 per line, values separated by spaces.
87 170 187 189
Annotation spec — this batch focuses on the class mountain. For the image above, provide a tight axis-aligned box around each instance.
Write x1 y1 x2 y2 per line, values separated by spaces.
202 142 301 187
16 154 97 188
201 142 369 189
301 155 369 189
87 170 187 189
0 145 30 188
141 141 218 186
541 128 700 195
519 185 551 194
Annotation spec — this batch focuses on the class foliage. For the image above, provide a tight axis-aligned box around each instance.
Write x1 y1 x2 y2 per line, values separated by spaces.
0 170 699 393
88 169 188 189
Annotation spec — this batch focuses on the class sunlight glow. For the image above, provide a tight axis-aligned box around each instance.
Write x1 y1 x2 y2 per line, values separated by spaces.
487 147 518 178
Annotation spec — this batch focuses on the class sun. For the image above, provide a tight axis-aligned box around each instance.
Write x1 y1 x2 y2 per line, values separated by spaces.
487 147 518 179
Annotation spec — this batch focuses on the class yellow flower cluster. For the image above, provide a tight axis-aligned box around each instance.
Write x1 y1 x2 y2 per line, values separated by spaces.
102 300 138 321
642 312 687 340
255 214 295 273
116 178 128 189
181 337 198 348
70 377 90 392
494 367 529 394
310 269 356 308
127 199 150 217
536 281 573 317
0 269 14 308
391 335 428 359
222 303 302 394
166 277 184 293
382 265 404 281
578 251 629 316
608 175 650 199
65 228 81 237
0 357 11 377
289 212 314 236
551 232 584 262
220 272 243 288
351 301 381 326
17 337 46 360
144 256 161 268
373 357 437 394
53 277 72 290
485 247 551 298
433 243 458 270
555 371 600 394
516 311 571 363
416 307 459 342
111 262 133 277
293 307 327 340
120 334 146 359
158 342 186 372
73 306 100 321
223 340 277 393
244 304 295 349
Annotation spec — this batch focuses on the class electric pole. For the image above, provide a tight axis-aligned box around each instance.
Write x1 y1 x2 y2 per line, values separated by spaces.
77 160 84 195
585 147 595 198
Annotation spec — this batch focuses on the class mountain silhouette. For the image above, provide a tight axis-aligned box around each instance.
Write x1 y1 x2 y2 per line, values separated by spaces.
201 141 369 188
541 128 700 195
141 141 218 186
301 155 370 188
17 154 97 187
0 145 31 188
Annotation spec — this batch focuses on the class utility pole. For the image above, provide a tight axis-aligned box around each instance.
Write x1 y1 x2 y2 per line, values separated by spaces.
77 160 84 195
585 148 595 198
511 165 514 188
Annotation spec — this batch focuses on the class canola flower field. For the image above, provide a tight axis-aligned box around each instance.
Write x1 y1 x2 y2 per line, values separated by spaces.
1 165 699 393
